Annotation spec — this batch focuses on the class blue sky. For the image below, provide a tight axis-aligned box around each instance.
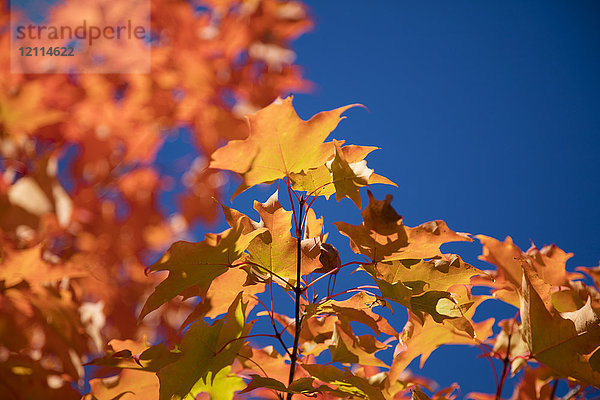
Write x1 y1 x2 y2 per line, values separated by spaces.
264 1 600 397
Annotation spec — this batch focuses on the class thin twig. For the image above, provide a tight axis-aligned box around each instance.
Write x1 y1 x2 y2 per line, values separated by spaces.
232 261 295 291
495 331 512 400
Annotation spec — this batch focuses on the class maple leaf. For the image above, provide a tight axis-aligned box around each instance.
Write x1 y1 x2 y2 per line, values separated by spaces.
139 222 264 320
157 294 251 400
362 256 482 321
0 81 65 137
304 291 396 337
220 190 323 287
186 366 245 400
179 267 264 329
290 141 397 207
335 191 471 262
520 262 600 387
466 365 556 400
301 364 387 400
209 96 360 196
475 235 574 307
387 291 494 387
328 320 389 367
237 345 294 392
241 375 318 396
89 369 159 400
85 338 179 372
0 244 87 288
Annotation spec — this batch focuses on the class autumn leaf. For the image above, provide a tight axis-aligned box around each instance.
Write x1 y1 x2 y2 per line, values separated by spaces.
139 222 264 320
186 366 245 400
179 267 264 329
520 262 600 386
362 256 482 320
157 294 250 400
492 319 529 375
240 375 318 395
89 369 159 400
0 244 87 288
328 320 389 367
85 338 179 372
220 190 323 287
387 292 494 387
290 141 397 207
304 291 396 337
209 96 360 196
236 345 292 391
475 235 574 307
301 364 386 400
335 191 471 262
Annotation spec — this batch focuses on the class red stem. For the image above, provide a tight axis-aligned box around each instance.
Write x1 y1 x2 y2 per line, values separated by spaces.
495 332 512 400
217 334 279 354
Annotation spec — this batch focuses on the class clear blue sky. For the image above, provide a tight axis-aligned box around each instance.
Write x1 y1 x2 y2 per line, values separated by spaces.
281 1 600 397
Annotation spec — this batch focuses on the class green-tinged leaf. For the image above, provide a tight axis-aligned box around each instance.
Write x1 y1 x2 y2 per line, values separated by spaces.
290 164 336 199
222 191 322 287
157 294 250 400
302 364 386 400
362 256 481 321
179 267 264 328
290 143 396 205
330 140 396 208
240 375 318 395
185 366 244 400
139 222 263 320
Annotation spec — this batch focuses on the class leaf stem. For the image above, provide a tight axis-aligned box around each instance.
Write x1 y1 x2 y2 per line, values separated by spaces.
252 295 293 358
303 267 340 292
216 334 279 355
232 261 296 291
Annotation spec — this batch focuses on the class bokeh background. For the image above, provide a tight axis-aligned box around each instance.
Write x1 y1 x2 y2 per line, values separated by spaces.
2 0 600 398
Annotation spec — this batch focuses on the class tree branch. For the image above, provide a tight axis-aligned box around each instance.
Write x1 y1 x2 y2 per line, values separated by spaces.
286 196 304 399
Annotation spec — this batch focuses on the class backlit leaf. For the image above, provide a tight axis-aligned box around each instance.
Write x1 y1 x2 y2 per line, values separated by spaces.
210 96 360 196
